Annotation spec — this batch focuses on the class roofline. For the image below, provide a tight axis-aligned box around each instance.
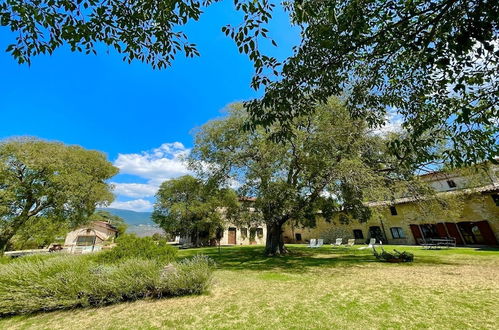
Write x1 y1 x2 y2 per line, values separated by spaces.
92 221 119 232
417 160 496 179
365 183 499 207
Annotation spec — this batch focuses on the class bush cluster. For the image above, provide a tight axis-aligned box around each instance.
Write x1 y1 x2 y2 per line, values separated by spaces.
0 254 212 316
96 234 178 263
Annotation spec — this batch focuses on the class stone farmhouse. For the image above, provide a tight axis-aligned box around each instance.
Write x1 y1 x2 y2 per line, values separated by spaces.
179 197 267 246
284 163 499 246
180 163 498 247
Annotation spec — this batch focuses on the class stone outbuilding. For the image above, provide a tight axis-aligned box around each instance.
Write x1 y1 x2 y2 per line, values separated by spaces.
64 221 119 253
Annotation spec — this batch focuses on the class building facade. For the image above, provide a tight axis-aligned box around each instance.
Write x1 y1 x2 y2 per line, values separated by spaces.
64 221 119 253
179 225 267 246
283 164 499 246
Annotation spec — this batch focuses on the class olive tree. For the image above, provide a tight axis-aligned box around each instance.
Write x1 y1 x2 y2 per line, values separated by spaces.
152 175 240 246
0 138 118 253
189 99 429 255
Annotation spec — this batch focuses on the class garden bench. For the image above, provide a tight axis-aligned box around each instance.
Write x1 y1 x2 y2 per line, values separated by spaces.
419 238 456 249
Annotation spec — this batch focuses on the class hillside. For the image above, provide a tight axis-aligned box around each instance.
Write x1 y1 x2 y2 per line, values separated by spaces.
98 208 153 226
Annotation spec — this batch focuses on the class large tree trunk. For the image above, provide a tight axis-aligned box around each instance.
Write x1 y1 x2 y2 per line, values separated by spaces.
0 235 11 255
0 215 30 255
0 228 17 255
264 222 288 256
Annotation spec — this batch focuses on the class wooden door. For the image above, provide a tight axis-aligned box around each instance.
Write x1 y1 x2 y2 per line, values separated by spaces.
228 228 236 245
409 224 423 244
436 223 448 237
444 222 464 245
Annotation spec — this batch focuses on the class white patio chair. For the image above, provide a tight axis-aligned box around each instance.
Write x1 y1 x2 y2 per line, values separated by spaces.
315 239 324 248
333 238 343 246
308 239 317 248
347 239 355 247
358 238 376 250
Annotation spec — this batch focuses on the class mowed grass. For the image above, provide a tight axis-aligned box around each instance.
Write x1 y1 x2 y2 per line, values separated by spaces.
1 245 498 329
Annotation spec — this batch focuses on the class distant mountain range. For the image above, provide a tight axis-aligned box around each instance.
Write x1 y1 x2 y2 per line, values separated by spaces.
98 208 153 226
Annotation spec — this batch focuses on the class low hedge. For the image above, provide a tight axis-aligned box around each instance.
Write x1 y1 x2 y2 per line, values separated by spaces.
95 234 178 264
0 255 213 316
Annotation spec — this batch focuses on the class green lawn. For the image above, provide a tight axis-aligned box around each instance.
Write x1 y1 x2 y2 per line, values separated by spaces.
1 245 498 329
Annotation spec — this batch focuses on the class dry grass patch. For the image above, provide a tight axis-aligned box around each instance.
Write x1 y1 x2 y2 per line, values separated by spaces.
0 245 498 329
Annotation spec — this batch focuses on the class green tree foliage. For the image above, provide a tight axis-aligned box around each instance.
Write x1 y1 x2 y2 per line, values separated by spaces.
2 0 496 164
7 216 69 250
89 210 128 236
189 100 432 255
0 138 118 253
152 175 240 246
242 0 499 166
0 0 213 67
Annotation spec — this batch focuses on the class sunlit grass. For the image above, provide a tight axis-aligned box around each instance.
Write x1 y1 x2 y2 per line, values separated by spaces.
1 245 498 329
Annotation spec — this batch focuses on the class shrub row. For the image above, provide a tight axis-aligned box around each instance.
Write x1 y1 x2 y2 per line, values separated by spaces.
95 234 178 264
0 255 213 316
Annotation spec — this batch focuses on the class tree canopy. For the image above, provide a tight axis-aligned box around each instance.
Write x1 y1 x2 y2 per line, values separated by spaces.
189 99 432 255
1 0 497 165
152 175 240 246
7 216 69 250
0 138 118 253
246 0 498 167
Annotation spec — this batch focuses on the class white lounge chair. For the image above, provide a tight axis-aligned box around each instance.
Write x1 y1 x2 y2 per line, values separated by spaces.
347 239 355 247
308 239 317 248
315 239 324 248
332 238 343 246
358 238 376 250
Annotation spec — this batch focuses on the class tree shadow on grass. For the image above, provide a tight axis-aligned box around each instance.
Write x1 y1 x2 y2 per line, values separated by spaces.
178 245 455 273
475 247 499 252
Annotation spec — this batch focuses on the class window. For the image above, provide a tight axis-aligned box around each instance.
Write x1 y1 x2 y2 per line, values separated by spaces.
353 229 364 239
420 224 439 239
256 228 264 238
492 194 499 206
389 206 398 216
447 180 457 188
390 227 405 239
241 227 248 238
76 235 95 246
295 233 302 241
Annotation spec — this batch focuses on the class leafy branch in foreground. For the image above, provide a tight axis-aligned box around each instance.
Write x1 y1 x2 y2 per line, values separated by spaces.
2 0 496 166
246 0 498 166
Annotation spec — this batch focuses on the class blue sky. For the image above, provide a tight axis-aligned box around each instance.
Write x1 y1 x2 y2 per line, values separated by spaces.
0 3 300 212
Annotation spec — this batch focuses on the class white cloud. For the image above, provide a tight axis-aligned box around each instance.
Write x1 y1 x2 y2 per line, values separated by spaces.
110 142 192 203
114 142 191 184
109 199 153 212
111 182 159 198
373 109 403 135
